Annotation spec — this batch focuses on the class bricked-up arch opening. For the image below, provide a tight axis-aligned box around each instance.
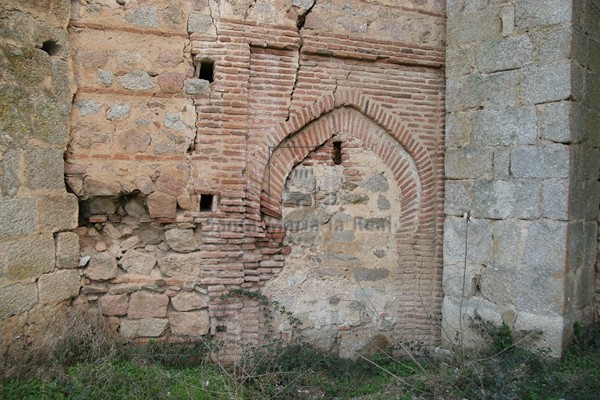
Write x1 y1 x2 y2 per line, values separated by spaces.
198 60 215 82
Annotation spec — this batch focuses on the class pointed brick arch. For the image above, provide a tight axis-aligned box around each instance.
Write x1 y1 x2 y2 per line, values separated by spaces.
246 90 437 238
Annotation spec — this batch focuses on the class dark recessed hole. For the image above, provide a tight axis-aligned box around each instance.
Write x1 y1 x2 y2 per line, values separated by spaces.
41 40 61 56
199 194 214 212
198 60 214 82
216 325 226 332
333 141 342 165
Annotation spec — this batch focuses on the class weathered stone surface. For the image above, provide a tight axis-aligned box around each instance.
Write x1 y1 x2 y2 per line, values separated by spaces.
521 63 571 105
98 69 113 86
119 249 156 275
56 232 80 269
1 148 20 196
125 5 158 28
159 252 203 277
187 13 214 34
38 270 80 304
0 282 37 320
24 147 65 190
147 191 177 219
472 108 536 146
472 180 541 219
85 252 118 281
0 197 37 238
34 97 71 145
38 194 78 232
120 318 168 338
106 103 131 121
1 235 55 281
354 267 389 281
169 311 209 336
542 179 570 220
515 0 572 30
98 294 128 316
128 291 168 319
444 181 471 216
510 145 570 178
157 72 186 93
283 191 312 207
185 79 209 95
476 35 533 73
76 99 101 116
165 228 197 252
377 195 390 210
117 70 155 91
445 147 493 179
171 291 208 311
361 173 389 192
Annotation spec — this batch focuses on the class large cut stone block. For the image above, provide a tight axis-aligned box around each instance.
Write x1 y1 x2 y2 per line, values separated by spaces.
24 147 65 190
38 269 80 304
476 35 533 73
169 311 209 336
445 147 493 179
0 282 37 320
472 180 541 219
521 63 571 105
120 318 168 339
0 197 37 238
472 107 536 146
38 194 78 232
511 145 570 178
128 291 168 319
515 0 572 30
56 232 80 269
1 235 55 281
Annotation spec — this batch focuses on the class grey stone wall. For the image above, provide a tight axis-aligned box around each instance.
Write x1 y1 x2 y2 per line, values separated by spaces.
444 0 600 356
0 0 80 356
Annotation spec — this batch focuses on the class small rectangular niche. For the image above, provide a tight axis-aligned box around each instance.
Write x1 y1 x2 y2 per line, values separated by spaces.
198 60 215 82
333 141 342 165
199 193 217 212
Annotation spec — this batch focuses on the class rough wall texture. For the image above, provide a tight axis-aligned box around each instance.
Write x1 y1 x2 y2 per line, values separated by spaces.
0 0 80 355
444 0 600 356
1 0 598 360
63 0 445 358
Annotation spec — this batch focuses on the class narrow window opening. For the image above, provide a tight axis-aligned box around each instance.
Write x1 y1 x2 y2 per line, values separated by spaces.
41 40 61 56
199 194 215 212
198 60 215 82
333 141 342 165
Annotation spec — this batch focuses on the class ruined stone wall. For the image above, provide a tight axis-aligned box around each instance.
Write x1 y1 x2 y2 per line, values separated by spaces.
0 1 80 355
444 0 600 356
64 0 445 357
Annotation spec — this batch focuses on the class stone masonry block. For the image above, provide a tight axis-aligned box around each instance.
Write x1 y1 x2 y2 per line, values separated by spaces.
24 147 65 190
521 63 571 105
476 35 533 73
56 232 80 269
445 147 493 179
533 28 572 64
444 181 472 216
38 269 80 304
85 252 117 281
542 179 570 220
171 291 208 312
492 220 524 268
0 197 37 238
538 101 572 143
1 235 55 281
38 193 78 232
472 180 541 219
445 111 472 148
169 310 209 337
447 9 501 45
492 148 510 179
481 70 519 110
128 291 168 319
446 75 484 112
511 144 570 178
443 218 466 265
0 282 37 320
120 318 168 339
473 107 536 146
147 191 177 219
515 0 572 30
98 294 128 316
466 218 493 265
520 220 568 313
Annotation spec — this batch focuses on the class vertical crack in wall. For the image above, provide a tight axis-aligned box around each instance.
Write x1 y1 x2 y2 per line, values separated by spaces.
287 0 316 120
